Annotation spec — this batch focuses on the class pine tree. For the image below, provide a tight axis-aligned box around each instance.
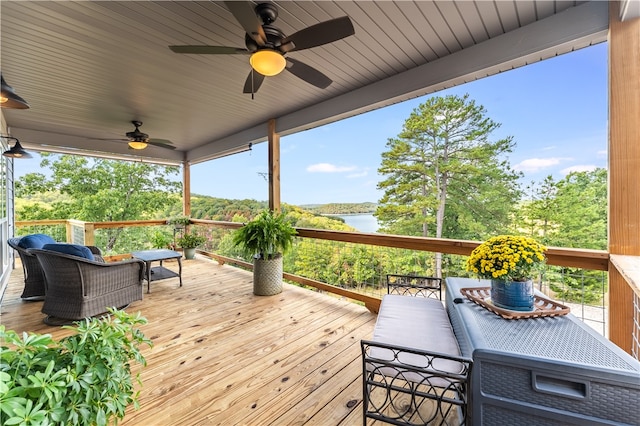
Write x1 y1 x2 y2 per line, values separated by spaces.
376 94 521 277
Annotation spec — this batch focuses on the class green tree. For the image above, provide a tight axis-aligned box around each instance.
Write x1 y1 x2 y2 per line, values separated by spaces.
549 168 607 250
548 169 607 303
518 176 558 241
376 94 521 277
520 169 607 302
16 153 181 250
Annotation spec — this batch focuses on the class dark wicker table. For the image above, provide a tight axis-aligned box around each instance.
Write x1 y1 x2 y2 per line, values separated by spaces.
131 249 182 293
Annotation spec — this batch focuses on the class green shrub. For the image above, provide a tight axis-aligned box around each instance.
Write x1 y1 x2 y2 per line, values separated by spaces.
176 232 206 248
0 309 152 426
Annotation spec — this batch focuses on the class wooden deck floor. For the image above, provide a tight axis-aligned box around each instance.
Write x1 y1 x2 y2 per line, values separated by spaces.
1 257 378 425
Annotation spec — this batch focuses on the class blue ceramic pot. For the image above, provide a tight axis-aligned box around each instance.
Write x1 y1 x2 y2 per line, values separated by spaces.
490 279 534 311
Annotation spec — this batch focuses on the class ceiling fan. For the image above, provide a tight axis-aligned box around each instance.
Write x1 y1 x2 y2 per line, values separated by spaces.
97 121 176 150
169 1 355 95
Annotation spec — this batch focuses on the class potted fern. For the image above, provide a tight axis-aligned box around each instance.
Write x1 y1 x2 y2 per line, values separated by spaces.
232 209 297 295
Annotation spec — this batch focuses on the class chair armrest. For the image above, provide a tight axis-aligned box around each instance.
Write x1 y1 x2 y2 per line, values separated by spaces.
361 339 472 426
79 259 146 297
386 274 442 299
86 246 105 262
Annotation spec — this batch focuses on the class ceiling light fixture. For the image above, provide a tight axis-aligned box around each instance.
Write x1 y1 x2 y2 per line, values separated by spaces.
128 141 148 150
1 73 30 109
2 137 33 158
249 50 286 76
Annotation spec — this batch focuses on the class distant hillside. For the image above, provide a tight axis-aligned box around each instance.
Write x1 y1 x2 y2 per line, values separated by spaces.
161 195 375 221
17 191 377 222
162 195 268 221
300 202 377 215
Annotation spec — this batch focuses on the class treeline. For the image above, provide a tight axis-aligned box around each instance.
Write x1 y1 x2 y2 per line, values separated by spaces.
161 195 268 222
160 197 376 225
301 202 377 215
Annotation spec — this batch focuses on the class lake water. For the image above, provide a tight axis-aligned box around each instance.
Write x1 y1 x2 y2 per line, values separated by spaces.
335 214 379 233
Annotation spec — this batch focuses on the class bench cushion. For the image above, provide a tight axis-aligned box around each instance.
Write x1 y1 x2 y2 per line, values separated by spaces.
371 294 462 375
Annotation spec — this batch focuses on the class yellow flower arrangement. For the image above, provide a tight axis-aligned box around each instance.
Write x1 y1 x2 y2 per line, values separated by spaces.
466 235 546 281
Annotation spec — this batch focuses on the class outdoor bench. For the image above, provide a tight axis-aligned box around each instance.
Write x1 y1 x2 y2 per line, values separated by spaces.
361 275 472 426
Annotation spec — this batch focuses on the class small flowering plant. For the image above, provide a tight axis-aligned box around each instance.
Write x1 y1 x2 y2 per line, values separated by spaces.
466 235 546 281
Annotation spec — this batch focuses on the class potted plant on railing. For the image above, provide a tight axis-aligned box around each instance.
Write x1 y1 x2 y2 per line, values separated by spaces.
177 232 206 260
466 234 546 311
0 309 152 425
232 209 297 296
167 215 191 229
168 215 192 249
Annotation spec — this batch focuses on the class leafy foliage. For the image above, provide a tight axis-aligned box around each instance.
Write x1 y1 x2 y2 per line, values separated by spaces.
177 232 206 248
161 195 267 221
232 210 297 260
517 169 607 302
167 215 191 227
16 154 181 251
0 309 152 426
150 230 173 249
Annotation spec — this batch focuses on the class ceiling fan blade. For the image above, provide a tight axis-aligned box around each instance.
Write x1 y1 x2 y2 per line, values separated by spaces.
169 45 249 55
286 58 332 89
243 70 265 94
224 1 266 46
91 138 128 142
281 16 354 52
148 138 174 145
147 141 176 150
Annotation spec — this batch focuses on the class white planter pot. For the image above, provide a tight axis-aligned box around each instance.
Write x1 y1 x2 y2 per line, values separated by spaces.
183 247 196 259
253 254 283 296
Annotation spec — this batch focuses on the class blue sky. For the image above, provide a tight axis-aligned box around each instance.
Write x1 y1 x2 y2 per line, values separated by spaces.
15 43 607 206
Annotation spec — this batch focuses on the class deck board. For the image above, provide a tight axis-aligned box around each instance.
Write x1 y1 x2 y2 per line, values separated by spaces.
0 257 378 425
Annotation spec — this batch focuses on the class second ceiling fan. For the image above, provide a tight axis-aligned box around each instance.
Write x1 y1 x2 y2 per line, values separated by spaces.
96 121 175 150
169 1 355 95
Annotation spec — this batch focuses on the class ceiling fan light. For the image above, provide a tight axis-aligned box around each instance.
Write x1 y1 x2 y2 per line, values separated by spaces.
1 74 30 109
250 50 286 76
128 141 148 150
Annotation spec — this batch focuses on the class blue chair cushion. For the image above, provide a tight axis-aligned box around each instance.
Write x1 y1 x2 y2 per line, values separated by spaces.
17 234 56 249
42 243 95 261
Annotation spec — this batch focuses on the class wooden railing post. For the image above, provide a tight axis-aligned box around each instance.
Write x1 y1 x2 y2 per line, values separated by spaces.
268 119 281 213
183 158 191 217
67 220 92 245
608 1 640 354
65 220 72 243
84 222 95 246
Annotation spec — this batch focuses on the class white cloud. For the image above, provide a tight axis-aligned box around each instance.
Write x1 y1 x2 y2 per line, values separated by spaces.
514 157 570 172
307 163 357 173
561 164 598 175
597 150 607 156
347 171 368 178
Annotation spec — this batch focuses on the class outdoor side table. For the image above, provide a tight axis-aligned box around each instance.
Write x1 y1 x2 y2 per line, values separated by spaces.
131 249 183 293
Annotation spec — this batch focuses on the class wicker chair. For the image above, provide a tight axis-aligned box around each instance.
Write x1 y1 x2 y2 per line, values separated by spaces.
8 237 103 301
28 248 145 324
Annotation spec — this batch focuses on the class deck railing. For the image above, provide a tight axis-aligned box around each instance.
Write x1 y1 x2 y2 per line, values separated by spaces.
14 218 637 358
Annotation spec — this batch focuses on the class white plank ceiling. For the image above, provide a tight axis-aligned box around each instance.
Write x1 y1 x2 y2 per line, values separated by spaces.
1 1 608 165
